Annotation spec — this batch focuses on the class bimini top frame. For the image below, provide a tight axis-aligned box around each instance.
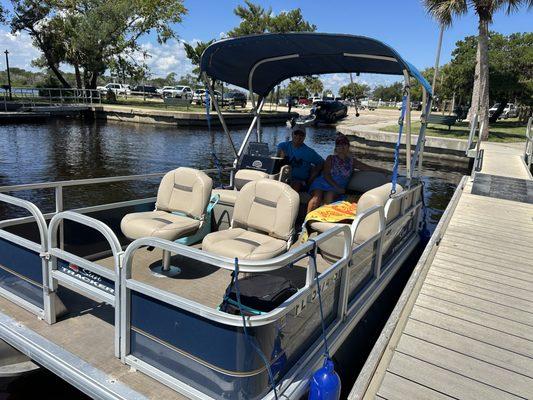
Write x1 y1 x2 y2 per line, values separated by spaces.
199 32 433 181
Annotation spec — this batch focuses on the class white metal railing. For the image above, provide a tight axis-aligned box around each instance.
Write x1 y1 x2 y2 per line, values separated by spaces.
2 87 103 109
47 210 123 357
0 193 50 317
0 169 227 228
524 117 533 170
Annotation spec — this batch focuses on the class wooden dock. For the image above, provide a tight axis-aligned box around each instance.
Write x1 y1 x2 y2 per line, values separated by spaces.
350 141 533 399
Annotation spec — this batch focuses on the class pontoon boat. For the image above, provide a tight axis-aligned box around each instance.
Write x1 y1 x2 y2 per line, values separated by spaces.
0 33 432 399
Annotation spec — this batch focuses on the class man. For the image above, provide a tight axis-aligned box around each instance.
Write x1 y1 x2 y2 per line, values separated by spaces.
277 128 324 192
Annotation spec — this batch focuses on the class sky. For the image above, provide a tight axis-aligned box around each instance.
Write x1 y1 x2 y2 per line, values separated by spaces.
0 0 531 93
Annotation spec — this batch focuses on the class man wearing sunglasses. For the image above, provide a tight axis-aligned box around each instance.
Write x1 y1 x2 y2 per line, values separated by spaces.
277 128 324 192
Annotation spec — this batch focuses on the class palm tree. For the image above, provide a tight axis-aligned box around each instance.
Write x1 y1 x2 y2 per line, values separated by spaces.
423 0 533 140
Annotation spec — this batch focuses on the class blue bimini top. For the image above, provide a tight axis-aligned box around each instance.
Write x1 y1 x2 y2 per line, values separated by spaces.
200 32 432 97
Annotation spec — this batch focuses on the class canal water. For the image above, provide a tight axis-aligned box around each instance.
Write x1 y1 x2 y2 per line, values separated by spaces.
0 118 468 398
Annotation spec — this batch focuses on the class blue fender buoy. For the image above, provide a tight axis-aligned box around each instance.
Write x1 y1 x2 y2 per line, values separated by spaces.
308 358 341 400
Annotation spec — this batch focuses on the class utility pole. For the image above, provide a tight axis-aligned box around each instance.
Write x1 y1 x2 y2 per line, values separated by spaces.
4 50 12 101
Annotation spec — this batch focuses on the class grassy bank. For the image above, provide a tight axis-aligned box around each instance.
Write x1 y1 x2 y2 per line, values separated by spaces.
380 119 528 143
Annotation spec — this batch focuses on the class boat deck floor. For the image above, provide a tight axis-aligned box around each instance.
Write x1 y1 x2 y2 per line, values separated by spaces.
0 288 182 399
0 243 331 399
96 245 329 308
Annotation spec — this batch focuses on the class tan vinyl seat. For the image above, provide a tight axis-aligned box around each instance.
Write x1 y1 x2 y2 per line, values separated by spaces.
309 182 403 262
212 169 269 205
121 167 212 242
202 179 299 260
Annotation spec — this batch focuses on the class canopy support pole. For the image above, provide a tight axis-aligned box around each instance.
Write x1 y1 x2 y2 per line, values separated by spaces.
202 73 238 158
410 86 432 178
236 98 266 165
256 96 263 142
403 70 412 184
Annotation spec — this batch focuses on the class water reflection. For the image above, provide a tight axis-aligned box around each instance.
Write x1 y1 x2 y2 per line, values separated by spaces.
0 119 467 223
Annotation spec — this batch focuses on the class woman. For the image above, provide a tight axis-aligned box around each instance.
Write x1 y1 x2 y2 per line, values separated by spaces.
307 133 354 214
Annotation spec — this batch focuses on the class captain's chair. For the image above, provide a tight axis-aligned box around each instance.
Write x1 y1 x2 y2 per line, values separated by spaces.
121 167 212 270
202 179 299 260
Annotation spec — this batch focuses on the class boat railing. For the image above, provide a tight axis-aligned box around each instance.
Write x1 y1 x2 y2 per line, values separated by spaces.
0 193 50 317
524 117 533 170
47 210 123 356
0 169 226 229
119 224 354 392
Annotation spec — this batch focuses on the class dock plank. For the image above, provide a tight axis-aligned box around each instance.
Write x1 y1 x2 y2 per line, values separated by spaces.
423 278 533 314
410 305 533 358
427 268 533 303
404 319 533 379
432 248 533 276
395 334 533 398
386 352 522 400
415 294 533 341
378 372 455 400
431 260 533 290
419 284 533 326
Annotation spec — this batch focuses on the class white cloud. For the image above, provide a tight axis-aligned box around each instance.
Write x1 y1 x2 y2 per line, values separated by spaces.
0 29 42 70
135 39 195 78
0 29 196 79
320 73 402 96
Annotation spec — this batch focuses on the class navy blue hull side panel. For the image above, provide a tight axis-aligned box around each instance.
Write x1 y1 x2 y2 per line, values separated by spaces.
63 201 155 258
57 259 115 296
129 273 342 399
0 238 43 283
0 238 43 308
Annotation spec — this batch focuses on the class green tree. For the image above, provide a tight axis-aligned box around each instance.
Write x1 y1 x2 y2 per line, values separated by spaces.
304 76 323 96
183 40 215 75
286 79 308 98
228 1 316 37
423 0 533 139
373 82 402 101
177 73 199 88
268 9 317 33
423 32 533 117
339 82 370 99
10 0 187 89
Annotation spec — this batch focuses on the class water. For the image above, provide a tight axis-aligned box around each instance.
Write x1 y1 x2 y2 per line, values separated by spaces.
0 118 468 397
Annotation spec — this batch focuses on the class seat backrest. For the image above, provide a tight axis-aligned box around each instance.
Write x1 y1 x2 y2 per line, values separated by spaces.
233 179 299 240
234 169 270 190
156 167 213 219
354 183 403 243
346 170 391 194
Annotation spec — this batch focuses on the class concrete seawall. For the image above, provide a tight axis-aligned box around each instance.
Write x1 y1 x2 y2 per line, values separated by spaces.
338 125 470 162
92 105 295 127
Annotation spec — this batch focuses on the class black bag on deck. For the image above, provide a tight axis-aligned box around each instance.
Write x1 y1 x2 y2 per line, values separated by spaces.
220 274 297 316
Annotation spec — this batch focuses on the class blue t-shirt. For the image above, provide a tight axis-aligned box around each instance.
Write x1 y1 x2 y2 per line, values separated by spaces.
277 141 324 182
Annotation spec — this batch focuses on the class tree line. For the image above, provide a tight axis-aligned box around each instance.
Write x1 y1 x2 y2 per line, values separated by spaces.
0 0 531 131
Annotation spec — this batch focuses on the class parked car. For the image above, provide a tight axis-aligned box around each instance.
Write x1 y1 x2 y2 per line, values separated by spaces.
501 103 518 119
157 86 175 95
312 100 348 123
298 97 310 106
411 101 422 111
224 92 247 107
193 89 206 104
96 83 130 95
311 96 322 104
162 85 193 100
130 85 160 98
488 103 501 118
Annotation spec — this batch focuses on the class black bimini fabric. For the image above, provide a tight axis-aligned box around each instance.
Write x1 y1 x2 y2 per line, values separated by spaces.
199 33 431 97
